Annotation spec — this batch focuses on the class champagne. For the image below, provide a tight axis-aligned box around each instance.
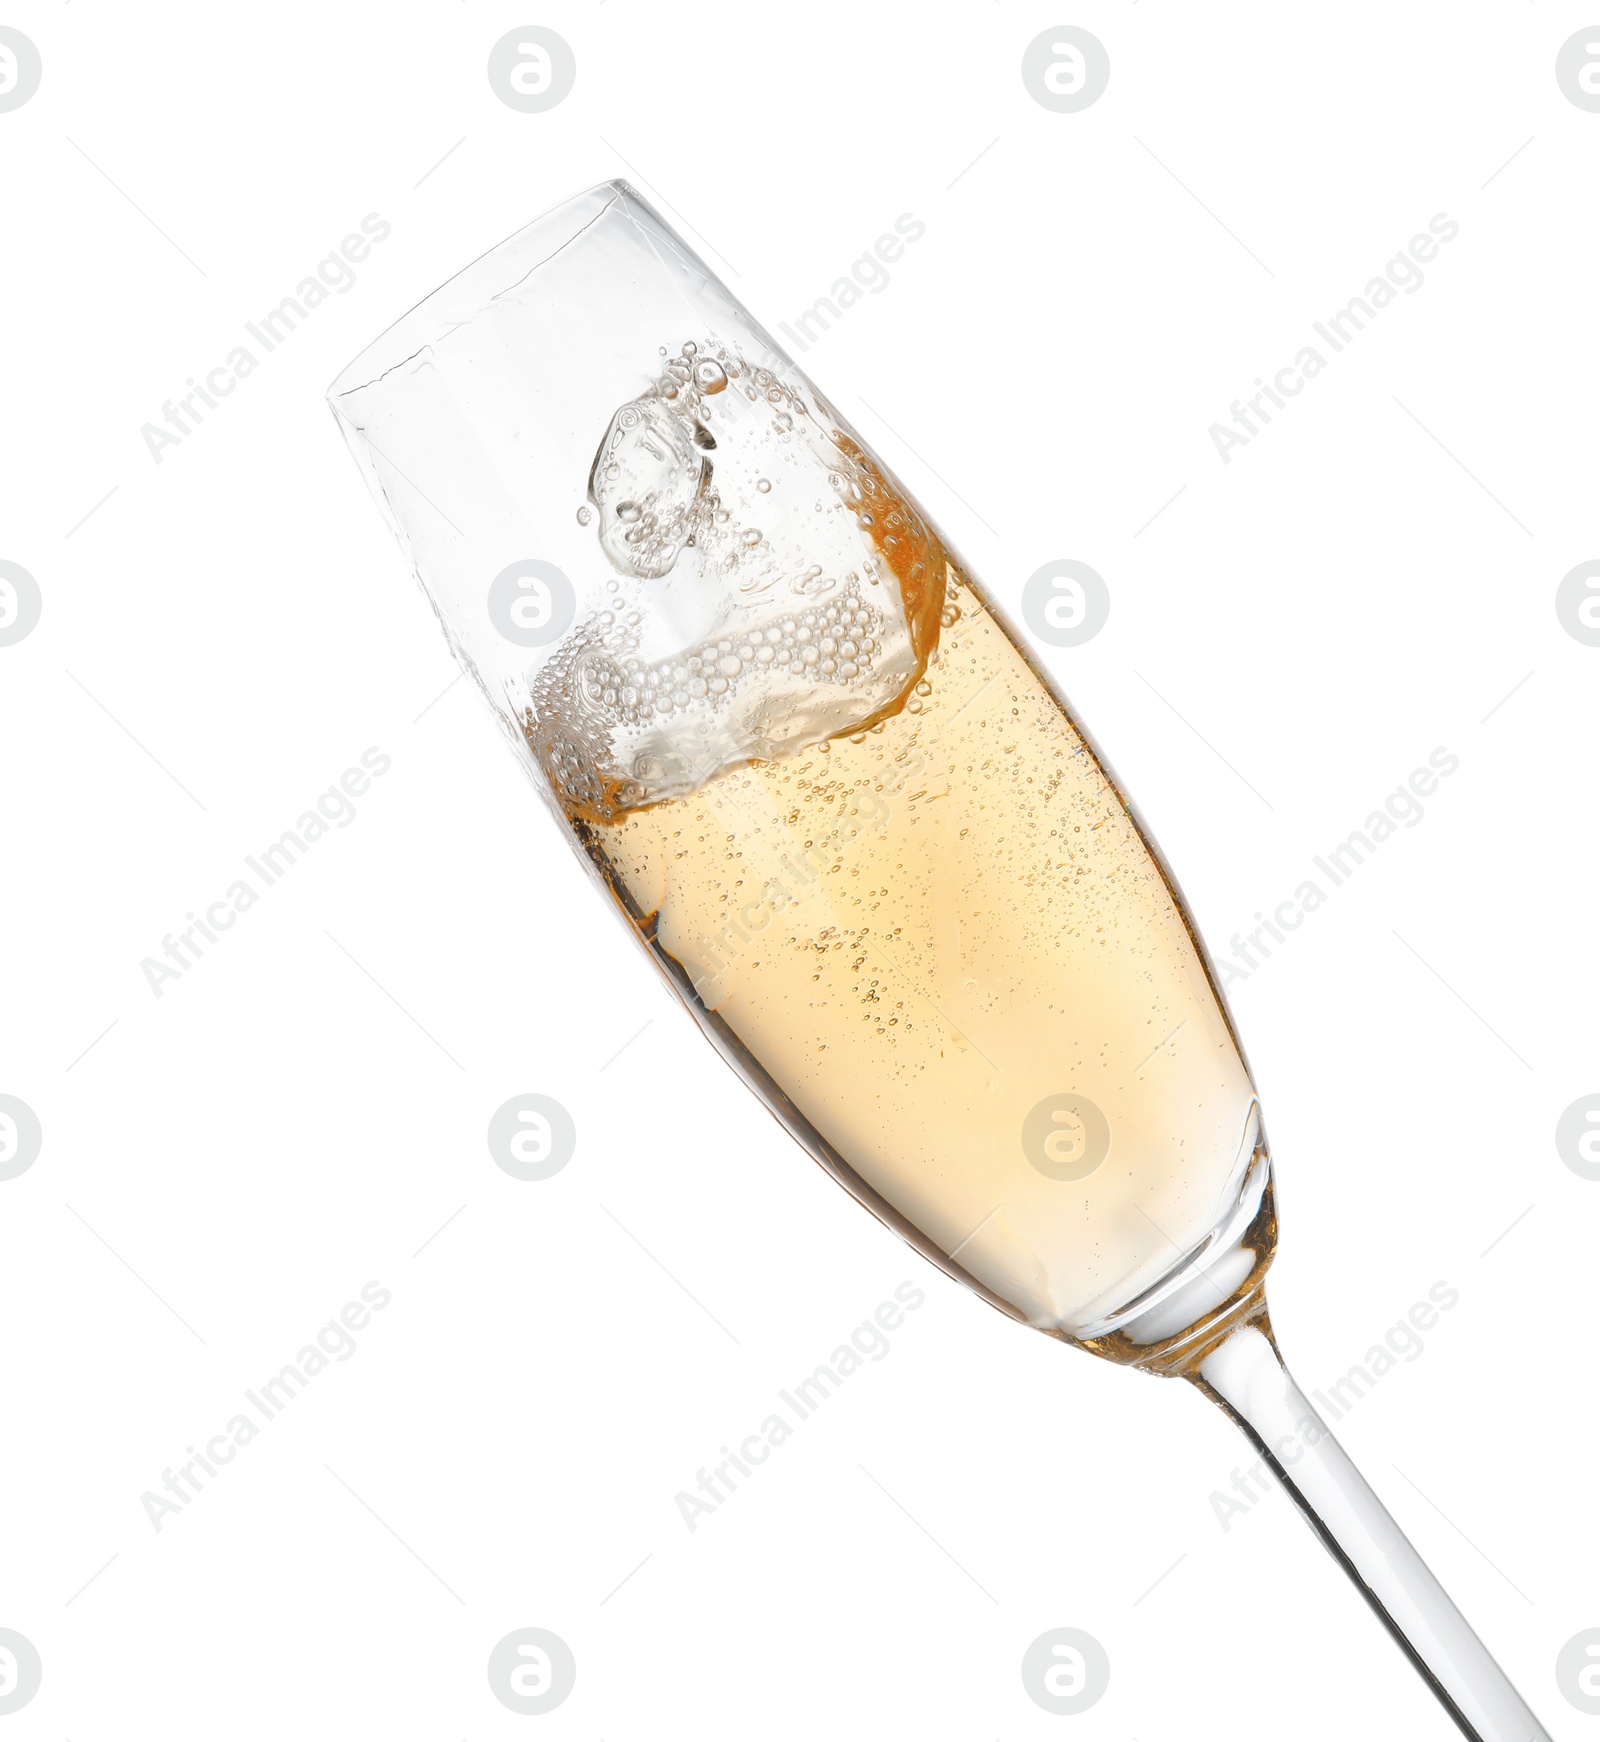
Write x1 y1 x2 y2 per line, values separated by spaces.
523 338 1272 1359
528 332 1272 1354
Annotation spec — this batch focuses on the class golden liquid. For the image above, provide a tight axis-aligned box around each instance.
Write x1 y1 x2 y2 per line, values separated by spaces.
563 568 1268 1342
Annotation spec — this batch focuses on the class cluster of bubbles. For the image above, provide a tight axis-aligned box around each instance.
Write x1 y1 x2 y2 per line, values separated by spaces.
527 578 891 818
603 584 884 716
526 339 941 821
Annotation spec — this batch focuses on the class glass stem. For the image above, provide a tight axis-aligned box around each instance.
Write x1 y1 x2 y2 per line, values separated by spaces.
1191 1323 1550 1742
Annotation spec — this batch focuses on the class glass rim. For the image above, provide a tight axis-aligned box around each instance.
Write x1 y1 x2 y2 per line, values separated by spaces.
325 178 647 406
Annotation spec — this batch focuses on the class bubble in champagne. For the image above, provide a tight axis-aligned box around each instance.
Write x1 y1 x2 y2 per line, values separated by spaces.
525 341 945 819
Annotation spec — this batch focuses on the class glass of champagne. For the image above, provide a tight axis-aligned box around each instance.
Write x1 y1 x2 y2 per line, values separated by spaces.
328 182 1551 1742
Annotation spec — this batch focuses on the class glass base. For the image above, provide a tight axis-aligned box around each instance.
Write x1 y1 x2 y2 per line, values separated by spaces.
1067 1142 1276 1375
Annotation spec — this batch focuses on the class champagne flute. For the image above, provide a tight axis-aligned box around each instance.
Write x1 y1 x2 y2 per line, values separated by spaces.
328 181 1551 1742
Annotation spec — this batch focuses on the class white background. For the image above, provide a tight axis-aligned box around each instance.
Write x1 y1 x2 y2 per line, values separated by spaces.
2 4 1596 1737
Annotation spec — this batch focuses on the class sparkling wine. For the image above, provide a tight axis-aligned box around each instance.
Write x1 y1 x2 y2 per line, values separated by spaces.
524 338 1272 1357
